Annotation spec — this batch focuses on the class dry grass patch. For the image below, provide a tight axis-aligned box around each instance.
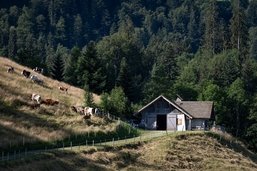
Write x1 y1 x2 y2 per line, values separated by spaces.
1 132 257 171
0 57 110 149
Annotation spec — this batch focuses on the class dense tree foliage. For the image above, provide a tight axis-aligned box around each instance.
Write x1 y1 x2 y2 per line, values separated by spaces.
1 0 257 152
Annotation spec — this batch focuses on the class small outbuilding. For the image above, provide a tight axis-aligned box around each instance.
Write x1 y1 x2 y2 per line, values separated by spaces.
136 95 214 131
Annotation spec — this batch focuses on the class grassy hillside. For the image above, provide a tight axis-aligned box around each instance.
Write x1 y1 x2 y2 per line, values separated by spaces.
1 132 257 171
0 57 119 150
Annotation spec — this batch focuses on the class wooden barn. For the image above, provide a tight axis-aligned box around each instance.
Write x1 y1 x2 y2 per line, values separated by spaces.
136 95 214 131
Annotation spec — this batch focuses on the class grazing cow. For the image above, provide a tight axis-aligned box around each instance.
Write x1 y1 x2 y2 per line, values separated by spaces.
59 86 68 92
30 75 43 84
31 93 42 104
41 99 59 106
33 67 44 74
84 107 95 116
71 106 85 115
94 108 102 116
7 66 14 73
21 70 31 78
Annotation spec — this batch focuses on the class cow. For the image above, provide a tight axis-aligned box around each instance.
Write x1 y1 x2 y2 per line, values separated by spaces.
31 93 42 104
33 67 44 74
41 99 59 106
30 75 43 84
94 108 102 116
59 86 68 92
84 107 95 116
21 70 31 78
7 66 14 73
71 106 85 115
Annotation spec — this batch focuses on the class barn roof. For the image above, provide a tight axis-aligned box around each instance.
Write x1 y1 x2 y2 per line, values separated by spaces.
175 101 214 119
136 95 214 119
137 95 193 119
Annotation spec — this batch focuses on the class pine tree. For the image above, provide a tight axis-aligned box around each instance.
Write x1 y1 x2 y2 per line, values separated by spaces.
73 14 82 46
230 0 249 62
50 50 64 81
63 46 81 85
8 26 17 60
117 57 133 101
203 0 219 55
76 41 105 94
84 85 94 107
55 16 66 44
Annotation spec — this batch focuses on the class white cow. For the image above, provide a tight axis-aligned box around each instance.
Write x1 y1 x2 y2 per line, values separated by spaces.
31 93 42 104
30 75 43 84
84 107 95 116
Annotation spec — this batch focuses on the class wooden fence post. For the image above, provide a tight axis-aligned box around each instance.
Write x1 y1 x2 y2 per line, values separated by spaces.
70 142 72 150
86 140 88 146
92 140 94 146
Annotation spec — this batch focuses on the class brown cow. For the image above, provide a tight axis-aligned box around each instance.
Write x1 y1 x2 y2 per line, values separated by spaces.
41 99 59 106
59 86 68 92
71 106 84 115
21 70 31 78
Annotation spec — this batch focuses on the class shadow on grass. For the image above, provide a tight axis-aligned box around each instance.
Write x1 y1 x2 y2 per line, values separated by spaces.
0 151 110 171
0 99 74 151
204 131 257 164
0 145 160 171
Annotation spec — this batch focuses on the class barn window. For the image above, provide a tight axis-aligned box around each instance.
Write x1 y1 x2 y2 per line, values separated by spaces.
177 118 182 125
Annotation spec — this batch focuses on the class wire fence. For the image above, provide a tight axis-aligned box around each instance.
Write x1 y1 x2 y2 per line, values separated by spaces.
0 131 170 163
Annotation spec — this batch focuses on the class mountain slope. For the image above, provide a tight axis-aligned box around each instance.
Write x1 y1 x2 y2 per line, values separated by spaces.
2 132 257 171
0 57 110 150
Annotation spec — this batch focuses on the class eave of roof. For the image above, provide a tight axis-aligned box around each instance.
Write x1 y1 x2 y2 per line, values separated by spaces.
136 95 193 119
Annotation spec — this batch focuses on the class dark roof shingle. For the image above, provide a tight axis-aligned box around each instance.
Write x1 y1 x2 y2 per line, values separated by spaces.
175 101 213 119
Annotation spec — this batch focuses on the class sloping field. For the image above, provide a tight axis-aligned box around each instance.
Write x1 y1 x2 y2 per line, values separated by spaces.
0 57 116 149
1 132 257 171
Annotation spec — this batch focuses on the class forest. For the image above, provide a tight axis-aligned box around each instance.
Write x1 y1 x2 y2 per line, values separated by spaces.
0 0 257 152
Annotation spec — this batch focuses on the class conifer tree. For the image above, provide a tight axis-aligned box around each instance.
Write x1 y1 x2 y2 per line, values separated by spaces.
50 50 64 81
230 0 249 62
8 26 17 60
203 0 219 55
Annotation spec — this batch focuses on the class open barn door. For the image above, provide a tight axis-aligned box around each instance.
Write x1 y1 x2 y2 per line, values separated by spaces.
157 115 166 130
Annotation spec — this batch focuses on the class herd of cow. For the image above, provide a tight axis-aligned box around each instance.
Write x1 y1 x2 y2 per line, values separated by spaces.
6 65 101 120
71 106 102 119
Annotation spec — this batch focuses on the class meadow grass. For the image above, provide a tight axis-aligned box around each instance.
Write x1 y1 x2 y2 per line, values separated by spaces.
1 131 257 171
0 57 118 151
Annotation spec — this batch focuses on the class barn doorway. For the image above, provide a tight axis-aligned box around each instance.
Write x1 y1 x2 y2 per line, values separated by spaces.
157 114 167 130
